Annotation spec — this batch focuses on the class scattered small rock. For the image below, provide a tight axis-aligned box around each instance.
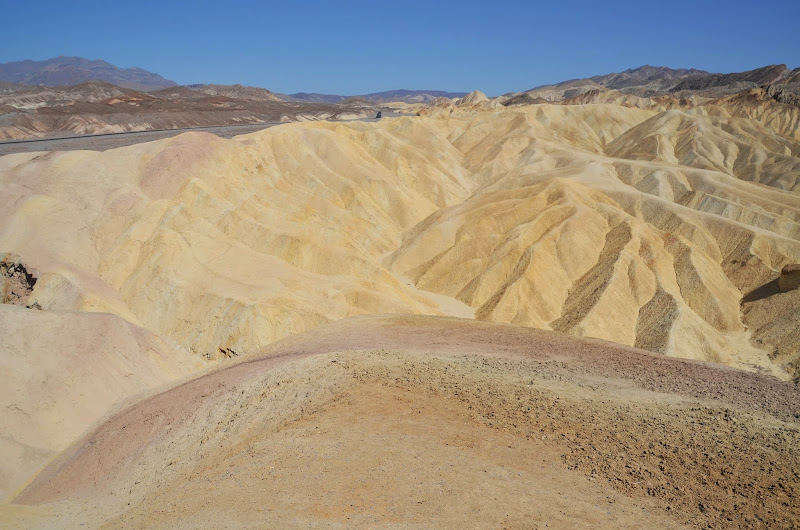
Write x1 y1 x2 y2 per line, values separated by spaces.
204 347 240 361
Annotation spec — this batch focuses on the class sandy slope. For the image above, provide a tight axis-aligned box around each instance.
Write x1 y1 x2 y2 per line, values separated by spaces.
4 316 798 528
1 99 797 377
0 305 207 500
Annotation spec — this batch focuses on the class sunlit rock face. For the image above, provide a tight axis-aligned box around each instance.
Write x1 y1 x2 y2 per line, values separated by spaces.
1 96 798 379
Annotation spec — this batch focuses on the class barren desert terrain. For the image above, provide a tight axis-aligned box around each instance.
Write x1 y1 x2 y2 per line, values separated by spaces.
4 316 799 528
1 76 799 527
0 81 376 141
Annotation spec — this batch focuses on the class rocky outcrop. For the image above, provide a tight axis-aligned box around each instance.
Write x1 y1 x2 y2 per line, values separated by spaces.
763 84 800 106
1 253 37 307
778 264 800 292
502 93 548 106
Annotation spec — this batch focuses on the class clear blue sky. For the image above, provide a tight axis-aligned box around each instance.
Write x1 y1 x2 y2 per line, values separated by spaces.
2 0 798 95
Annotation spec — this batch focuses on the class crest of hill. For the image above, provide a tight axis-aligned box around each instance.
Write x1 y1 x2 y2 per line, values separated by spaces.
527 65 707 95
9 316 800 528
590 65 709 90
0 81 135 109
0 56 177 91
457 90 490 106
185 84 283 102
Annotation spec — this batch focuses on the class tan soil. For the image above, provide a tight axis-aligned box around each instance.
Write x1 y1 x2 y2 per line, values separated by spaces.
5 316 799 528
104 383 681 529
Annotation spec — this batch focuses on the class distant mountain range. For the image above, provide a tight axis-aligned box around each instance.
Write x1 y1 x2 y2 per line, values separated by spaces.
287 92 345 104
526 64 800 100
287 89 468 104
0 57 468 104
0 56 177 91
3 56 798 107
529 65 709 93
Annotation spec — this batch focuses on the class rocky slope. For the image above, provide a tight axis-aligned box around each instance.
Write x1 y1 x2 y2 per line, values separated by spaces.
0 81 131 110
185 84 283 102
0 304 206 499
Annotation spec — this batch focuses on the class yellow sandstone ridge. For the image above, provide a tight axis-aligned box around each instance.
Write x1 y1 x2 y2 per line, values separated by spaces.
0 101 798 380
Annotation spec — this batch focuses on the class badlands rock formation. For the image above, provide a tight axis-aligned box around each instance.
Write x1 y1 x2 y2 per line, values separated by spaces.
0 81 374 140
1 96 799 380
1 86 800 528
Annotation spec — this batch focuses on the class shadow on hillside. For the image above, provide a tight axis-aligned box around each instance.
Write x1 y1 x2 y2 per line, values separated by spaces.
741 279 780 304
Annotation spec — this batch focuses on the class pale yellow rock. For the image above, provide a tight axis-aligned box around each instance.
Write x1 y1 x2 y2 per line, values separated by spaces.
0 102 798 381
0 304 206 500
457 90 490 107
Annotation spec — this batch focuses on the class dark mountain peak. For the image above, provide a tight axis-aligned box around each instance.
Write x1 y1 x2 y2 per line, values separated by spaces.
525 64 796 99
0 57 177 91
670 64 790 92
589 66 711 90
